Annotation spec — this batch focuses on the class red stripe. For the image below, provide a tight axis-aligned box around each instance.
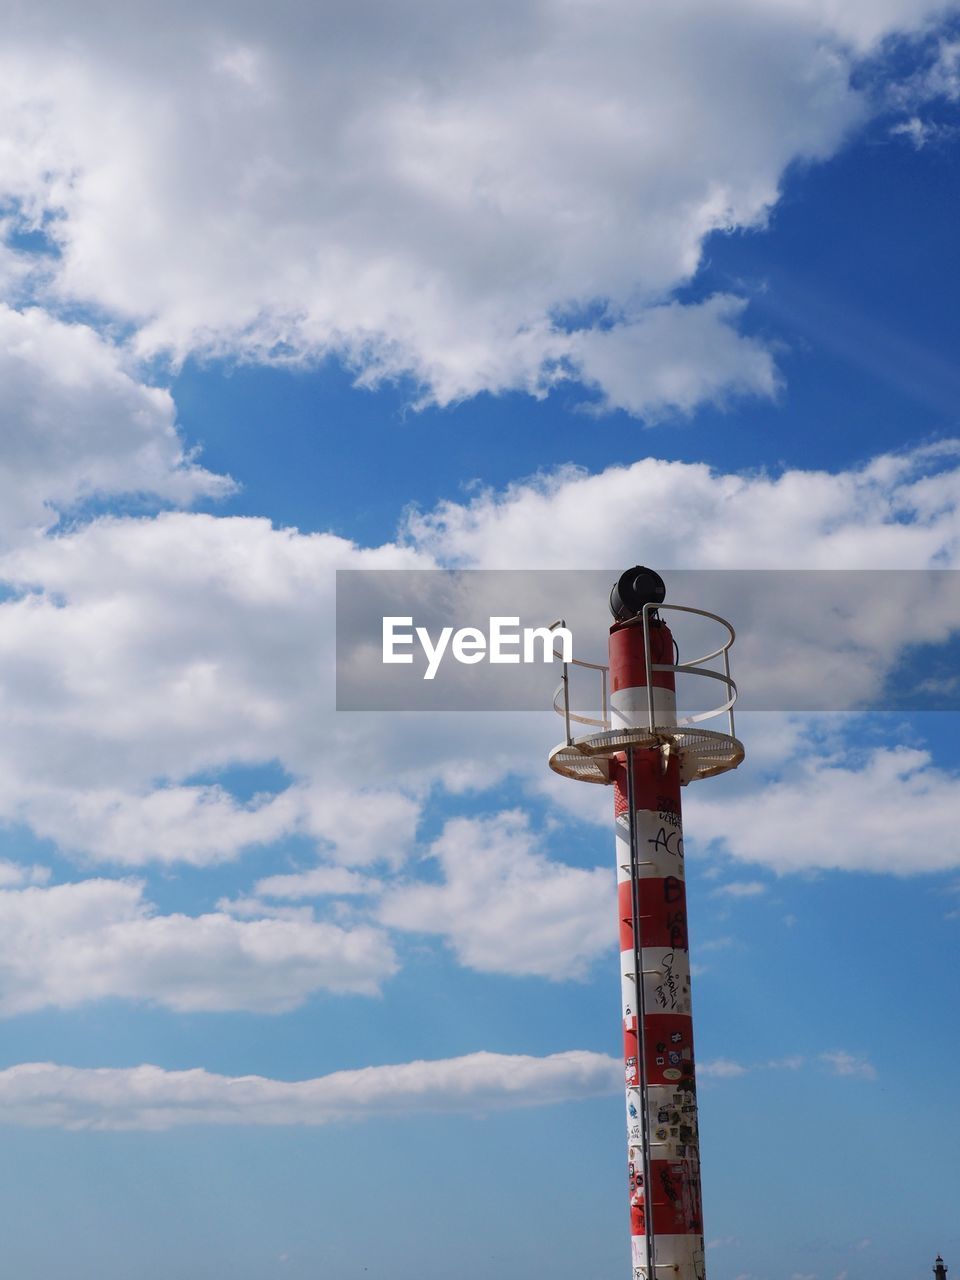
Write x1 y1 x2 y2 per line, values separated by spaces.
611 751 682 811
609 618 676 694
618 877 689 952
641 1011 696 1087
628 1158 703 1237
648 1157 704 1234
624 1016 696 1086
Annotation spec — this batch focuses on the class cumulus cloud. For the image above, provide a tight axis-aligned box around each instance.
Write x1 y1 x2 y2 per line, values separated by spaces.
0 1049 621 1130
570 296 780 419
397 445 960 724
10 783 301 867
0 877 393 1013
255 867 376 899
379 811 614 979
690 745 960 874
405 443 960 570
0 512 430 865
0 305 230 546
0 446 955 877
0 779 422 869
0 0 950 411
0 858 50 887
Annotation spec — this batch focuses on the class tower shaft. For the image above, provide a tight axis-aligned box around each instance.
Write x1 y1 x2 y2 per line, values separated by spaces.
611 617 704 1280
547 569 743 1280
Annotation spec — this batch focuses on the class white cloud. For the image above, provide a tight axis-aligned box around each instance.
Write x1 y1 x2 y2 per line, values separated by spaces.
885 33 960 143
0 859 50 887
570 295 780 419
819 1050 877 1079
402 446 960 738
918 37 960 101
0 305 230 547
765 1 952 50
405 443 960 570
891 115 939 148
0 779 422 869
292 784 422 868
0 877 393 1013
0 1049 620 1130
10 783 301 868
698 936 737 952
712 881 768 898
0 775 423 874
379 811 613 979
0 0 949 412
255 866 376 899
700 1052 851 1078
0 445 957 877
699 1058 750 1078
215 895 316 923
767 1055 805 1070
0 512 429 865
690 745 960 874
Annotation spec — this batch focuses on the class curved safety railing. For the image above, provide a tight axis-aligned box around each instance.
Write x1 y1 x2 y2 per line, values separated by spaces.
549 604 739 746
640 601 738 733
549 619 609 745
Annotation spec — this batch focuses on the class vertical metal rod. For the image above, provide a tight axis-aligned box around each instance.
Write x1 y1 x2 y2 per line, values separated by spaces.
562 661 572 746
723 647 735 739
626 747 656 1276
641 606 655 730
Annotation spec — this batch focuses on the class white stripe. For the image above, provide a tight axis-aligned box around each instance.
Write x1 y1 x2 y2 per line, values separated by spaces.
610 685 677 730
632 1232 706 1279
615 809 685 883
619 946 692 1016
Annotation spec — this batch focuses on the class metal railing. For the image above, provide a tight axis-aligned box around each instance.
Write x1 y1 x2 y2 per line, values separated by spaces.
549 604 738 746
549 619 609 745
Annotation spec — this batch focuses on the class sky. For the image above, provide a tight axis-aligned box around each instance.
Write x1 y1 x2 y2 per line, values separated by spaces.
0 2 959 1278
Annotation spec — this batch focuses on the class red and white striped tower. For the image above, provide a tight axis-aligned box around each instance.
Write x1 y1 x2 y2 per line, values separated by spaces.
549 568 744 1280
611 608 702 1280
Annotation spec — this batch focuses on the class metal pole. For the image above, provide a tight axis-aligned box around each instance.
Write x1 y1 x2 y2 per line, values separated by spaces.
723 647 735 740
626 746 656 1276
641 607 655 729
562 660 572 746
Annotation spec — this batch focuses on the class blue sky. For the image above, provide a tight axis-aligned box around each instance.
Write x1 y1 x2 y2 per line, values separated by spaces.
0 3 959 1278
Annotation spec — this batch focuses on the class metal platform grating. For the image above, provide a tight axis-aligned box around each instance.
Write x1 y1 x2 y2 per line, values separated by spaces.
548 726 745 786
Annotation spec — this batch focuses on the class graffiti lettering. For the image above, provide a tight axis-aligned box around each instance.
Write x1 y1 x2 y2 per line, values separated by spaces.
667 906 687 950
655 795 680 820
663 875 684 904
660 1166 680 1204
654 951 682 1011
648 827 684 858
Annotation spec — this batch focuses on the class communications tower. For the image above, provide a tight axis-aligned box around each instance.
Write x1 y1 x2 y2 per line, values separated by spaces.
549 568 744 1280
